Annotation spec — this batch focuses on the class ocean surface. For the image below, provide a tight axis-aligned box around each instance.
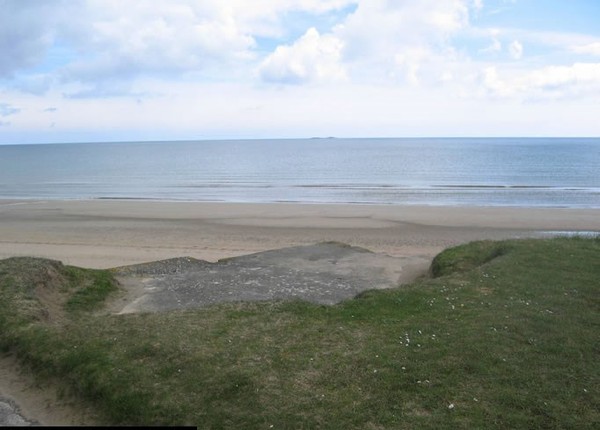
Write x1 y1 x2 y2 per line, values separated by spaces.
1 138 599 207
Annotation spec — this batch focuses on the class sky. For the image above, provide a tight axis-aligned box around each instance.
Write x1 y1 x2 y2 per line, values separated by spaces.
1 0 600 144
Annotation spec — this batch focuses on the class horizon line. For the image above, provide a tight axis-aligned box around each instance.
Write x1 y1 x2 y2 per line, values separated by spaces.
2 136 600 146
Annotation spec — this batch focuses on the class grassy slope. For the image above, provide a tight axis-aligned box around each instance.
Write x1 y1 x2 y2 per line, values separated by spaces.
0 238 598 429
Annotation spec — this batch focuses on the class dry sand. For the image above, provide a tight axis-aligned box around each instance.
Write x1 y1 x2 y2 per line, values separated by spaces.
1 199 599 269
1 199 599 424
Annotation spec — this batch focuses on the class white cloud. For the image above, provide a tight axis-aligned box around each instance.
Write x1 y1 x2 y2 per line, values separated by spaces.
481 37 502 54
2 1 355 93
481 67 509 97
0 103 20 117
259 27 346 84
0 1 246 93
571 42 600 56
481 62 600 100
0 0 484 91
525 63 600 96
509 40 523 59
1 1 357 78
338 0 472 59
393 47 432 85
58 0 258 92
0 0 62 78
261 0 478 85
346 0 483 86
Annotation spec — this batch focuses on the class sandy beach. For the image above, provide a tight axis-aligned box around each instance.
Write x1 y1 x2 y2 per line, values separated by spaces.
1 199 599 269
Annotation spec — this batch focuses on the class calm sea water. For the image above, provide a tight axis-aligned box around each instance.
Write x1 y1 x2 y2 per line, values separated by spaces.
1 138 599 207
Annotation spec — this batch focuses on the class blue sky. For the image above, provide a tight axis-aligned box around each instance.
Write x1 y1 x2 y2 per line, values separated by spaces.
1 0 599 144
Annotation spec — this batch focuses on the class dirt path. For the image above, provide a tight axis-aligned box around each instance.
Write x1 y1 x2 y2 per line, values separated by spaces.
0 354 99 426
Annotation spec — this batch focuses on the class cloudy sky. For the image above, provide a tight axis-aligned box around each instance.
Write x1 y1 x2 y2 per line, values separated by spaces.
1 0 599 144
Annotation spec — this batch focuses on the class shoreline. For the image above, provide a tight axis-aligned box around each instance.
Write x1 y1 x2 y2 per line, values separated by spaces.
3 196 600 210
1 199 599 269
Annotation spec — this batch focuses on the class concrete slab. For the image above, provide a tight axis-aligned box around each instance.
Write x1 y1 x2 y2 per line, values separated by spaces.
110 242 430 314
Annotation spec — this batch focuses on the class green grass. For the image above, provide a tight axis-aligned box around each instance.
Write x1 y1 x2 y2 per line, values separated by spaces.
63 266 117 313
0 238 599 428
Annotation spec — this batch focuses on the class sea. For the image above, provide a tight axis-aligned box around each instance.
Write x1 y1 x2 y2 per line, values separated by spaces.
1 138 599 208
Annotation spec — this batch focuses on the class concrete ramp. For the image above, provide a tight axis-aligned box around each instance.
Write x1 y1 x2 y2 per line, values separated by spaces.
109 242 429 314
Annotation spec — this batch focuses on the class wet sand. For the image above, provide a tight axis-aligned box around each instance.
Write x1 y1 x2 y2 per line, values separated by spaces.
1 199 599 269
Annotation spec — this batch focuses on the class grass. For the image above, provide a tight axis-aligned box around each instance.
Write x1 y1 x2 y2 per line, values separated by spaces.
0 238 598 428
63 266 117 313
